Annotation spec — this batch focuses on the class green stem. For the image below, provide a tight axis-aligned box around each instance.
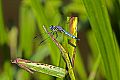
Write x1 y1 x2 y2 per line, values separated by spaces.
43 25 76 80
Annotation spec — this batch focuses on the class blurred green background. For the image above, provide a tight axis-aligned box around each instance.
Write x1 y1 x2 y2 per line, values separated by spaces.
0 0 120 80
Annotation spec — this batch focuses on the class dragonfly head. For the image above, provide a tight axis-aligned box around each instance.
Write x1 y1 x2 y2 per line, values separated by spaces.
50 25 54 30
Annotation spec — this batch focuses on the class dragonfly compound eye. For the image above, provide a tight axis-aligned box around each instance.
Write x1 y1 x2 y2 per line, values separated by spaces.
50 25 54 30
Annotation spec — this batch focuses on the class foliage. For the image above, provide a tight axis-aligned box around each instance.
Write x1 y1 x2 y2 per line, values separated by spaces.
0 0 120 80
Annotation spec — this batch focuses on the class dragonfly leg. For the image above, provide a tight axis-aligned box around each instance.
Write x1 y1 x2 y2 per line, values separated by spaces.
51 31 54 35
68 40 76 48
55 32 58 38
51 31 58 38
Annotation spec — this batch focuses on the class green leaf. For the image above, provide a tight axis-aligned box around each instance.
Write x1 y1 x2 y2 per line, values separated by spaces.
0 0 7 45
12 58 67 78
29 0 62 66
19 1 35 58
82 0 120 80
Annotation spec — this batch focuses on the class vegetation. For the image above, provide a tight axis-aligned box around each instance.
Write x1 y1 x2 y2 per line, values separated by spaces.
0 0 120 80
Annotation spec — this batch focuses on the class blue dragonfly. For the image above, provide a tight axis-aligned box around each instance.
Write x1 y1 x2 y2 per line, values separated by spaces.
49 25 80 40
34 25 80 45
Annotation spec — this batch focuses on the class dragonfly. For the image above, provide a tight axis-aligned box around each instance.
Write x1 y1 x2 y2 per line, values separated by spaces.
34 25 80 45
49 25 80 40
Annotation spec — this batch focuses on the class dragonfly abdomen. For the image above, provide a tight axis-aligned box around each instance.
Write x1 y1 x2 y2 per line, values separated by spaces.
62 30 80 40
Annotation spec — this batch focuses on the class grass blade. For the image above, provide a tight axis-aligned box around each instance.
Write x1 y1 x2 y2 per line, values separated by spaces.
88 54 101 80
29 0 61 66
82 0 120 79
67 17 78 66
0 0 7 45
19 1 35 58
11 58 67 78
43 25 76 80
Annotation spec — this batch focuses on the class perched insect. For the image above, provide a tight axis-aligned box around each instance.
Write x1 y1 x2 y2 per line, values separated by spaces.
34 25 80 45
50 25 80 40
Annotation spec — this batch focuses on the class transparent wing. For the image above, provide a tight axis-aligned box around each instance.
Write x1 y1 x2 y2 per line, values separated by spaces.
32 32 49 48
